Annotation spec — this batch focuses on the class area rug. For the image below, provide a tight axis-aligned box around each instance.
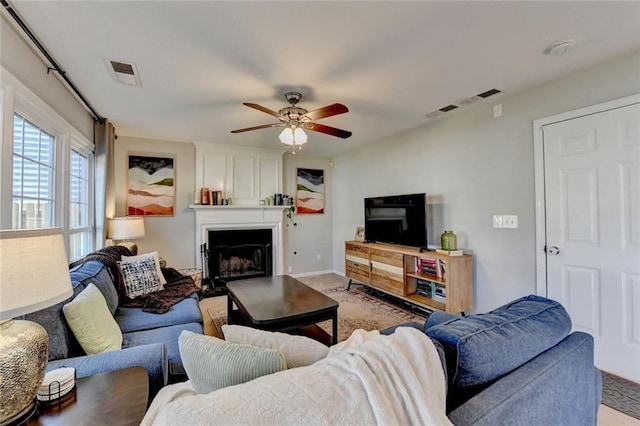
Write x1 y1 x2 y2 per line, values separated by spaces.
205 276 426 342
601 372 640 420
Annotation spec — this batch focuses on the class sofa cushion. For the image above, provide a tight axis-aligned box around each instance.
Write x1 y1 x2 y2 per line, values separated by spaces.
69 260 119 315
222 325 329 368
115 294 202 333
63 284 123 354
179 330 287 394
118 256 164 298
426 295 571 389
24 280 86 360
123 322 204 376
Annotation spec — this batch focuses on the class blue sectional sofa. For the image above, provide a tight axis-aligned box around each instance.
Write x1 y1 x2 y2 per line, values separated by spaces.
26 253 204 399
384 295 601 425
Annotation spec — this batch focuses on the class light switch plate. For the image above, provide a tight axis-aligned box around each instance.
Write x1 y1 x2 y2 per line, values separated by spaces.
493 215 503 228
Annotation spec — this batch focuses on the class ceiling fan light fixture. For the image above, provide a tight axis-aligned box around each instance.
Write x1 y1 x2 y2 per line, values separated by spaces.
279 127 307 146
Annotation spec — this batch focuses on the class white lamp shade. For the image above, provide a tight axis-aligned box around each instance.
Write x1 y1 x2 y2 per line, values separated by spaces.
0 228 73 320
108 217 145 240
279 127 308 146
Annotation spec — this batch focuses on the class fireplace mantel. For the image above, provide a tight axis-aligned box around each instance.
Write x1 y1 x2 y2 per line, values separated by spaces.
191 205 288 275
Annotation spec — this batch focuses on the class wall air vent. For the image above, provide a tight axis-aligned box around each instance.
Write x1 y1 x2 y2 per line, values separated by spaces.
106 58 142 86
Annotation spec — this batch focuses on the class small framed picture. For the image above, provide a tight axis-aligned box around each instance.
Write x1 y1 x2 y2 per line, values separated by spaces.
354 226 365 241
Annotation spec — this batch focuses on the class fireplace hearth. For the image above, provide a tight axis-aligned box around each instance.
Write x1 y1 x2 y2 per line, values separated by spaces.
207 229 272 286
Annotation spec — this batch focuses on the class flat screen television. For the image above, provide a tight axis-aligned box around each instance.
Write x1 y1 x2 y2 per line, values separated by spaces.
364 193 427 248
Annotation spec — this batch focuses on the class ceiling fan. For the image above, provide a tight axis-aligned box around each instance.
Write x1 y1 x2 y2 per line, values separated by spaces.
231 92 352 152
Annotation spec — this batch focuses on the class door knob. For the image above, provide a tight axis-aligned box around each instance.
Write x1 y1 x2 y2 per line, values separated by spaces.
545 246 560 255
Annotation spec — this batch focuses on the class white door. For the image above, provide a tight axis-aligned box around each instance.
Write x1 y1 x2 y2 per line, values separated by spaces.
541 101 640 382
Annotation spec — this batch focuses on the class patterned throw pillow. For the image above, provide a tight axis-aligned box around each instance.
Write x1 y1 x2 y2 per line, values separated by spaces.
118 256 164 298
121 251 167 285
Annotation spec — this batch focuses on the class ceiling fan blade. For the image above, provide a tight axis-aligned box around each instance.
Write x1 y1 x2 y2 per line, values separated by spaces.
301 103 349 121
243 103 281 118
305 122 352 139
230 123 283 133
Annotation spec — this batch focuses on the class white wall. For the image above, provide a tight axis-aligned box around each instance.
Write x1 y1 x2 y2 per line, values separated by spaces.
113 135 196 268
283 153 334 275
332 51 640 314
0 15 94 140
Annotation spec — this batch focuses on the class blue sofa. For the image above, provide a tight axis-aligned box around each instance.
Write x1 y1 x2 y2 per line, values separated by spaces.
26 255 204 399
384 295 601 425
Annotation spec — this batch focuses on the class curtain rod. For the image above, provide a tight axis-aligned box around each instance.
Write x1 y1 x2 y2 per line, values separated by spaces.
1 0 105 123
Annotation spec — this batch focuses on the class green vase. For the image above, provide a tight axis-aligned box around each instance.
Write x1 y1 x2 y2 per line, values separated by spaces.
441 230 457 251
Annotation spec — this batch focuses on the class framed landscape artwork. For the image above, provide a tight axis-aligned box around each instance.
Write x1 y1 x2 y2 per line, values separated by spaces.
127 154 175 216
296 168 324 214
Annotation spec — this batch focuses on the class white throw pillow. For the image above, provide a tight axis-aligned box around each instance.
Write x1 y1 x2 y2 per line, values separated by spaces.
63 283 123 354
178 330 287 394
121 251 167 284
118 256 164 298
222 325 329 368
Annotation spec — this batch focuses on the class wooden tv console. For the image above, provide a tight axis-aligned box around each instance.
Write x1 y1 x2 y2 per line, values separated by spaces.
345 241 473 314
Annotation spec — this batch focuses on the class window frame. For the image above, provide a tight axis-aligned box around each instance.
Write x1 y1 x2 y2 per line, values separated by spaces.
1 68 95 260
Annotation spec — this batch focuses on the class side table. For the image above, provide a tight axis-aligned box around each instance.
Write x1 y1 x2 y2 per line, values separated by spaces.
26 367 148 426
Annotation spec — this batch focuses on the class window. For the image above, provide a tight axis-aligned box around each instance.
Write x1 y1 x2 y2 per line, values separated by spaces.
69 148 92 260
1 68 95 260
11 114 55 229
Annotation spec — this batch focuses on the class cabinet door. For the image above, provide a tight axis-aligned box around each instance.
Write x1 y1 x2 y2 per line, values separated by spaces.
370 248 404 296
345 243 370 284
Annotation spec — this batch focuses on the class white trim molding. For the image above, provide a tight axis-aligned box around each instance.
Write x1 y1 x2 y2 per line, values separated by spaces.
193 206 288 275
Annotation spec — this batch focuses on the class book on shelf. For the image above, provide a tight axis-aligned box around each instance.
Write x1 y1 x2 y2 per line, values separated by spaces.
435 249 464 256
417 257 437 275
433 283 447 303
416 279 433 298
436 259 446 279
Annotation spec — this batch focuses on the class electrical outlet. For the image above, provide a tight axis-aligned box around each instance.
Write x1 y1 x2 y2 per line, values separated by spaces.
287 265 292 273
503 215 518 228
493 215 503 228
317 254 322 261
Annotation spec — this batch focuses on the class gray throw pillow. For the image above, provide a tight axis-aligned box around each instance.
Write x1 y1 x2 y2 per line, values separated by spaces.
178 330 287 394
222 324 329 368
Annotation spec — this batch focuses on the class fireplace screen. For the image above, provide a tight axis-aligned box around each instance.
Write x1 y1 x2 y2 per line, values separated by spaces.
208 229 272 284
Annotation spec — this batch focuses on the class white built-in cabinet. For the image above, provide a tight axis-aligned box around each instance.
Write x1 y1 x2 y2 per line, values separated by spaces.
193 142 285 205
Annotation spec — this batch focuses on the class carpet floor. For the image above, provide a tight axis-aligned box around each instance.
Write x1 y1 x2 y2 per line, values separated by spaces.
601 372 640 421
198 273 639 425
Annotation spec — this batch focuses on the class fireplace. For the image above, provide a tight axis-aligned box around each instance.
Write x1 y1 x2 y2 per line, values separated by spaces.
207 229 273 285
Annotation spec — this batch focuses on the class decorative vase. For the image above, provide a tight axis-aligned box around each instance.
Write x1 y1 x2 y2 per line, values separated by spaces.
441 230 457 251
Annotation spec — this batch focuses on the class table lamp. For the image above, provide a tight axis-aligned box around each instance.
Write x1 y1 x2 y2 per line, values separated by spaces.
108 217 145 255
0 228 73 424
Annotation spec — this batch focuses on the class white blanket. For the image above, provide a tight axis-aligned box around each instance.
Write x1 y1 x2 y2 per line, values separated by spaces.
142 327 451 426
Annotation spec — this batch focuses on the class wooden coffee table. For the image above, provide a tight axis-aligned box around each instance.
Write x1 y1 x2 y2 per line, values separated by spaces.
227 275 339 345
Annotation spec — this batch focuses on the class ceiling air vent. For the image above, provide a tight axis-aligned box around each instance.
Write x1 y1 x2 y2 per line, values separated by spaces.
107 59 142 86
478 88 501 98
426 88 503 120
439 104 458 112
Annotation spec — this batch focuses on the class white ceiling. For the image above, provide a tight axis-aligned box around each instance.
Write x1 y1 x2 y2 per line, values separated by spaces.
7 1 640 157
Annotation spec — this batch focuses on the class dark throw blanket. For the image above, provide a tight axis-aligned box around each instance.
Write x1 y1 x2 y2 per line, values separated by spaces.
71 247 200 314
122 271 200 314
